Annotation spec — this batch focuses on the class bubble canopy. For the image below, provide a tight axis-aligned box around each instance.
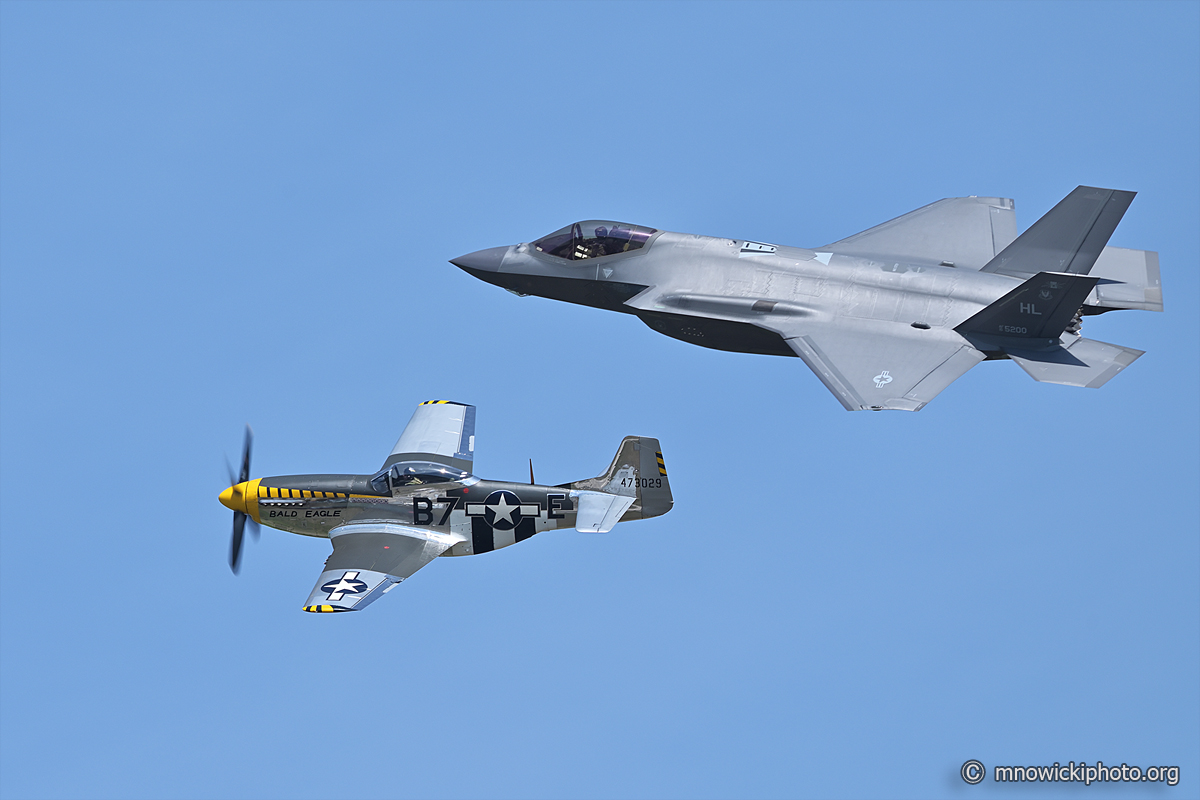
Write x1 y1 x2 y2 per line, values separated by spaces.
369 461 473 494
533 221 657 261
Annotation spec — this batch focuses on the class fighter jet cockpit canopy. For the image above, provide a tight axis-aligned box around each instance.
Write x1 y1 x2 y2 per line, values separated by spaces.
533 221 657 261
369 461 472 494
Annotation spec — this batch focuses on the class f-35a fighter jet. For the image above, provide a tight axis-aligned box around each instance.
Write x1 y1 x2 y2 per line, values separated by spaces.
453 187 1161 411
218 401 671 612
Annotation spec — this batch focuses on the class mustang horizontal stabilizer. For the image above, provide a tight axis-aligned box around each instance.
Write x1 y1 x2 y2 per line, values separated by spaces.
572 491 635 533
303 523 459 612
776 322 985 411
955 271 1099 344
383 400 475 471
980 186 1135 277
1002 335 1144 388
822 196 1017 269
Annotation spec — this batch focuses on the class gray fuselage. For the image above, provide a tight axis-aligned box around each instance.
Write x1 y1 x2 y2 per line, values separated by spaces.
454 230 1028 358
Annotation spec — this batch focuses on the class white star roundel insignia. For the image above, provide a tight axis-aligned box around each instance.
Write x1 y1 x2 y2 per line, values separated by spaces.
482 490 523 531
321 571 368 601
873 370 894 388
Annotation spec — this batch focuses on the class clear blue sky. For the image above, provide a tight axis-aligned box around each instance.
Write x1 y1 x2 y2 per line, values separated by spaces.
2 2 1197 798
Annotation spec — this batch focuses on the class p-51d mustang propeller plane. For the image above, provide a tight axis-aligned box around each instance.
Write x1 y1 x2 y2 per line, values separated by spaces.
219 401 671 612
452 186 1162 411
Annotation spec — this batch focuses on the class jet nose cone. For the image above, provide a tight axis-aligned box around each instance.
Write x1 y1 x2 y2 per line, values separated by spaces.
450 245 510 273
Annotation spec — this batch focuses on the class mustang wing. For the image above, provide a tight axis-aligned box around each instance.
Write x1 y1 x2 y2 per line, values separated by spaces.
773 319 984 411
303 523 462 613
384 400 475 471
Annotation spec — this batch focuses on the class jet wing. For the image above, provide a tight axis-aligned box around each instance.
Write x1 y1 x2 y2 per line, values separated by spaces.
303 523 462 612
383 400 476 471
821 196 1017 270
772 320 985 411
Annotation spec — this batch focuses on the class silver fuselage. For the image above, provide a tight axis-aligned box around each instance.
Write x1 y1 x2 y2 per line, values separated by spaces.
239 474 583 557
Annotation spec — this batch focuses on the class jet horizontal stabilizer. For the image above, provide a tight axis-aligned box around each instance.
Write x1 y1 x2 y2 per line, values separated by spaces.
1085 247 1164 312
1003 335 1144 388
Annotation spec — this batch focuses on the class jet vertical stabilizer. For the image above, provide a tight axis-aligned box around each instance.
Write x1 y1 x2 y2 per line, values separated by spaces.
955 271 1143 388
980 186 1135 277
955 271 1100 344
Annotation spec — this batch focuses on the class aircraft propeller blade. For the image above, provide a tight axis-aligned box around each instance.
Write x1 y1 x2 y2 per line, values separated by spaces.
230 511 247 573
238 425 253 483
228 425 255 573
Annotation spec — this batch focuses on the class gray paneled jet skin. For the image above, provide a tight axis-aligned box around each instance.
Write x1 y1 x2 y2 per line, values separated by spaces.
452 187 1162 411
218 401 671 612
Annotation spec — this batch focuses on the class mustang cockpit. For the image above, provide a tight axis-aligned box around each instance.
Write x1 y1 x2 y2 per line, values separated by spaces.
369 461 474 494
533 221 657 261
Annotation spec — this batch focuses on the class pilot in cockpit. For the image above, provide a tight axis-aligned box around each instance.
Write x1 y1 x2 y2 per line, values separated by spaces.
586 225 627 258
590 226 611 257
535 221 657 261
